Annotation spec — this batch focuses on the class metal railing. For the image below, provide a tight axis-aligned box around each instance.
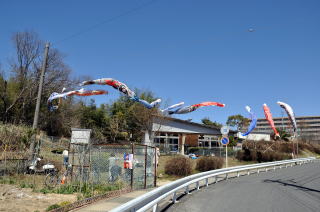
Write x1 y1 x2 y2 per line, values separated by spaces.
110 157 316 212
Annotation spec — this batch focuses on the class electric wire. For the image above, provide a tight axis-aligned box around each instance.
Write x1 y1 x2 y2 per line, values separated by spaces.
54 0 158 45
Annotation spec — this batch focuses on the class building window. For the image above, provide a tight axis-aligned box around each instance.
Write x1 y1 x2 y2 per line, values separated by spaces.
154 138 160 144
168 138 179 152
153 133 179 153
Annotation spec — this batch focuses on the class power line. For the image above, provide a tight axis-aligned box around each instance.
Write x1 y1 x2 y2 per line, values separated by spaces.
54 0 158 45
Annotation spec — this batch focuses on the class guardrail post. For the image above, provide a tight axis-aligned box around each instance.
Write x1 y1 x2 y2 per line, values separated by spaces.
237 171 240 177
265 167 268 172
185 185 190 194
273 166 276 171
291 163 293 167
226 173 228 180
172 192 178 203
196 181 200 190
257 168 260 174
152 204 158 212
206 178 209 187
247 170 250 175
214 176 217 183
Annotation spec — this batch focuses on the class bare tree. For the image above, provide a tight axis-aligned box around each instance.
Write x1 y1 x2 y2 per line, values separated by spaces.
2 30 78 130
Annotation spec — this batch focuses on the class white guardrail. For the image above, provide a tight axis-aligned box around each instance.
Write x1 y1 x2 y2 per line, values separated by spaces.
110 157 316 212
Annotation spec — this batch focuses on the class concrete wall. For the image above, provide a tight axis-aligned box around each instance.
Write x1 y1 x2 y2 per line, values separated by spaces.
237 132 270 141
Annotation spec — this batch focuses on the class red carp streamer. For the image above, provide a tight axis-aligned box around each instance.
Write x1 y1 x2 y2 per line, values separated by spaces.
192 101 225 108
263 104 279 137
68 89 107 96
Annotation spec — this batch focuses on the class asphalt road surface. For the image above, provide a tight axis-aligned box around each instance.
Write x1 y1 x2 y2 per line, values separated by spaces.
168 161 320 212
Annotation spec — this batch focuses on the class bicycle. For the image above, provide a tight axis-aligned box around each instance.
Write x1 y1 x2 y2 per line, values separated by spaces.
44 164 72 188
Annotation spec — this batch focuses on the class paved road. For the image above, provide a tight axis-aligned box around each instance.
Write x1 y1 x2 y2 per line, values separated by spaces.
168 161 320 212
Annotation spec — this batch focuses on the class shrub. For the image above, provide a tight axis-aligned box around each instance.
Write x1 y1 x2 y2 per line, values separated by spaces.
46 204 60 211
164 156 192 176
279 143 294 153
312 145 320 154
236 149 256 161
299 143 320 154
196 156 224 172
59 201 71 207
236 149 290 162
260 151 290 162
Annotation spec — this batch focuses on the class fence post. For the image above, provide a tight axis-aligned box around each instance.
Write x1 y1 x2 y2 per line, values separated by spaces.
154 147 157 187
131 143 134 190
144 145 147 189
71 145 74 182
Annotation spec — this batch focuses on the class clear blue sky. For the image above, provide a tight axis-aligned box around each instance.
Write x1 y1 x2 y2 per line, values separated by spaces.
1 0 319 125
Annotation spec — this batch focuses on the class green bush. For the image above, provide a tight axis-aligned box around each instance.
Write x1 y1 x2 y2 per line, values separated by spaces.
46 204 60 211
164 156 192 176
59 201 71 207
196 156 224 172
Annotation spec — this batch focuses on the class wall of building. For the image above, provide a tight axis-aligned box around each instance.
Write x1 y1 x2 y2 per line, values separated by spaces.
252 116 320 143
149 117 223 154
185 134 198 146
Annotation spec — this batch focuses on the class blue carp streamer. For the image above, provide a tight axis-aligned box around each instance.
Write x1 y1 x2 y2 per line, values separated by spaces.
241 106 257 136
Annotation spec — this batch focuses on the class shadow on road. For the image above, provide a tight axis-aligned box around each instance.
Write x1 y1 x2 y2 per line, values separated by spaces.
264 179 320 193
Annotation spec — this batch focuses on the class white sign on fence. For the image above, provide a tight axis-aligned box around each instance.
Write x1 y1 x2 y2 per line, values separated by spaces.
71 128 91 144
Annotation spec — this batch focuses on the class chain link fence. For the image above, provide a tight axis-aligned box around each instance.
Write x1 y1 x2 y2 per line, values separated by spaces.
69 143 157 191
1 132 157 197
0 134 69 191
187 147 239 157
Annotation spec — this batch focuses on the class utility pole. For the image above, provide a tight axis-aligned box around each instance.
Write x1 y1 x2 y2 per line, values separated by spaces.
29 42 50 159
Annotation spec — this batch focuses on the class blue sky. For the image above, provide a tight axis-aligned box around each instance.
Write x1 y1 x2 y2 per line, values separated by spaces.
1 0 319 124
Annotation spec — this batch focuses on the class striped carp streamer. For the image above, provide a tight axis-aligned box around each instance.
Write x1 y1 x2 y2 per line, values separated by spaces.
136 98 161 109
47 88 108 111
168 101 225 115
241 106 257 136
263 103 280 137
277 101 297 133
80 78 161 109
161 102 185 114
80 78 136 99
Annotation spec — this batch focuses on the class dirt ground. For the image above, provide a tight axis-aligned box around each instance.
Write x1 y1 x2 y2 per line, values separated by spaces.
0 184 77 212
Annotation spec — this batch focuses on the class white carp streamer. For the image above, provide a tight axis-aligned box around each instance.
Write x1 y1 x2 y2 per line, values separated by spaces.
277 101 297 133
